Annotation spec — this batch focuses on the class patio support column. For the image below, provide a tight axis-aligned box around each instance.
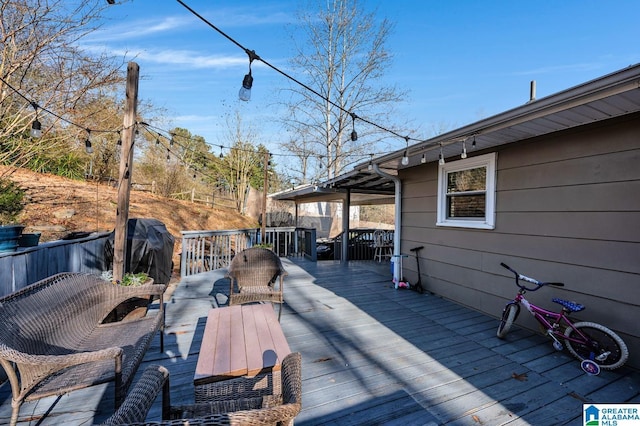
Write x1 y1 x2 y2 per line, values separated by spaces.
373 164 402 282
341 189 350 263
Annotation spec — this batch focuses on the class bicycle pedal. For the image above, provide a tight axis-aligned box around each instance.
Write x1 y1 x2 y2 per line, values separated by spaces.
552 298 584 312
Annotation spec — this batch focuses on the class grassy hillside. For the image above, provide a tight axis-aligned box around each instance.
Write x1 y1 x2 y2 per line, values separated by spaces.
3 167 257 243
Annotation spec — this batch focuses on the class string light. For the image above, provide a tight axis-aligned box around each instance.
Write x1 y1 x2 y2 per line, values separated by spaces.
401 136 409 166
175 0 424 144
84 130 93 154
0 75 121 143
219 145 224 158
472 135 476 148
350 113 358 142
421 153 426 164
461 139 467 159
239 49 259 101
438 144 445 165
367 153 373 171
30 102 42 138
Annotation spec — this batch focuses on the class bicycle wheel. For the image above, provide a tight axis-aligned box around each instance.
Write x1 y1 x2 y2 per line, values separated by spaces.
497 303 518 338
564 322 629 370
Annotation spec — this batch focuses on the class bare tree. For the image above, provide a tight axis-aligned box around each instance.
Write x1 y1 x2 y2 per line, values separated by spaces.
218 112 264 213
0 0 126 177
281 0 407 182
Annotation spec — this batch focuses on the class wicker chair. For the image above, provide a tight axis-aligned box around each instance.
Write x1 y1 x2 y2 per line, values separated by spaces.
227 247 288 321
102 352 302 426
0 273 165 426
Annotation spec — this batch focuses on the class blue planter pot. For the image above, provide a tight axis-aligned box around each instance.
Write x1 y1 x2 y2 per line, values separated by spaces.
0 225 25 253
18 232 41 247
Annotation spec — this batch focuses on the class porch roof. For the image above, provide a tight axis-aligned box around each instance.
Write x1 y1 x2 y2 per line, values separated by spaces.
273 63 640 203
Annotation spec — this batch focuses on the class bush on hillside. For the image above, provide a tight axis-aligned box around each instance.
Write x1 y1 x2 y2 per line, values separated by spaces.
0 178 25 224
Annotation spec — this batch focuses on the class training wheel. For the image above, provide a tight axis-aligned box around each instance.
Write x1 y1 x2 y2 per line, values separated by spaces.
581 359 600 375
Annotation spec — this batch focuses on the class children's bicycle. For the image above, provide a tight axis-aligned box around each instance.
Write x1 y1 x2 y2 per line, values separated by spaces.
496 263 629 374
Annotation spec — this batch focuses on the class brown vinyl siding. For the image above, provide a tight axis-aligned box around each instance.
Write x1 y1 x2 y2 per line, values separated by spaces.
400 112 640 369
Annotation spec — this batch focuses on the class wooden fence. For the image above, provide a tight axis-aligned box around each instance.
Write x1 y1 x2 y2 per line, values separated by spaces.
169 188 237 210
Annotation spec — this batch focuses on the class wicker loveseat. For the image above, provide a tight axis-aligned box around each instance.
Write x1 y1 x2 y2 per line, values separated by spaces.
0 272 165 426
227 247 288 321
102 352 302 426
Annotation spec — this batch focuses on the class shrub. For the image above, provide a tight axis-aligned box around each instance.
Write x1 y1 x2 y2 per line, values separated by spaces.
0 178 25 224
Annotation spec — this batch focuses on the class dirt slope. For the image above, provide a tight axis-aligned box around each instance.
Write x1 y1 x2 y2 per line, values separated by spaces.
4 167 257 244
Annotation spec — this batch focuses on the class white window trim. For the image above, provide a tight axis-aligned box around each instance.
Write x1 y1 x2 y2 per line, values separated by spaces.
436 152 497 229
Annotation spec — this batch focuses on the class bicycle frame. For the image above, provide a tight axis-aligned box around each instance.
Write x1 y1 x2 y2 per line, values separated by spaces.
509 291 592 348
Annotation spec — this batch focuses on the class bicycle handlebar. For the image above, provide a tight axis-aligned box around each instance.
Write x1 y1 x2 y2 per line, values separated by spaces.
500 262 564 291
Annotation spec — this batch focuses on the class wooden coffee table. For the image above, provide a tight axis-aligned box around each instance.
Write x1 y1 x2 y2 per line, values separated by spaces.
194 304 291 387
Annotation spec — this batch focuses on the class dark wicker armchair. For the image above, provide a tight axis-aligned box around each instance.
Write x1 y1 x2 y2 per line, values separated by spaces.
227 247 288 321
0 273 165 426
102 352 302 426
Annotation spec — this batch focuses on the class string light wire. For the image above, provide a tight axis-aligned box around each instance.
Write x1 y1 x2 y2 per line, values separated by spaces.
174 0 422 144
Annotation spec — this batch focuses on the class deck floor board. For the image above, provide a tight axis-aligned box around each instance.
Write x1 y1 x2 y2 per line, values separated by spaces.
1 258 638 425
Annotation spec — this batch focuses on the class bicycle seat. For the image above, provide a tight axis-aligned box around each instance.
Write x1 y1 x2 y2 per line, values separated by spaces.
552 298 584 312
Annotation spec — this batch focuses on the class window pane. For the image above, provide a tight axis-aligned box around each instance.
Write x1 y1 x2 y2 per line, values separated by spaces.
447 167 486 194
447 194 486 218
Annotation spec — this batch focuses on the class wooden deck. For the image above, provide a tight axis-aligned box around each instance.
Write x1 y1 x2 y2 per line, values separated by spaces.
1 258 639 425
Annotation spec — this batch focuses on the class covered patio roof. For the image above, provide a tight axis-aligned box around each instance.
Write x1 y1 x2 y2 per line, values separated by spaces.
273 63 640 204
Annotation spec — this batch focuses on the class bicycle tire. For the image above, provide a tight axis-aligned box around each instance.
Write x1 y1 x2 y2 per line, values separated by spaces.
564 321 629 370
497 303 518 339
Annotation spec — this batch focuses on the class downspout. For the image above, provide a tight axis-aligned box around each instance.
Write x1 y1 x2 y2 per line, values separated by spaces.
372 164 402 283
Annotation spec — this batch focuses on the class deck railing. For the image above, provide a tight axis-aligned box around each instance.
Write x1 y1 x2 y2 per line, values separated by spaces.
0 232 111 297
180 227 317 277
333 228 394 261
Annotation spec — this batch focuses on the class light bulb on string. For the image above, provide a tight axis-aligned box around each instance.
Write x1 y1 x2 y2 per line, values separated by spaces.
401 136 409 166
30 102 41 138
30 118 42 138
219 145 224 158
239 49 259 101
421 153 426 164
367 153 373 171
461 139 467 159
85 137 93 154
438 144 445 165
350 113 358 141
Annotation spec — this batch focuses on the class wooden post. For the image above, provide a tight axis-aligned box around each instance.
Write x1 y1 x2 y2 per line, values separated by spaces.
113 62 139 281
261 152 269 243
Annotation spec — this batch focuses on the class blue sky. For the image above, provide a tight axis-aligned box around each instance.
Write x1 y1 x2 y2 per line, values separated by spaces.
90 0 640 167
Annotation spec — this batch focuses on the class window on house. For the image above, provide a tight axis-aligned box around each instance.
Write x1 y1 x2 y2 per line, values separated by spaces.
437 152 496 229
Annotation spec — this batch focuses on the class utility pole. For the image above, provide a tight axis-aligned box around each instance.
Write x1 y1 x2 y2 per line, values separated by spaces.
261 151 269 243
113 62 139 281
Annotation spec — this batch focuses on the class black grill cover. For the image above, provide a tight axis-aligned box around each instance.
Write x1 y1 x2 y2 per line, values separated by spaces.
105 218 175 284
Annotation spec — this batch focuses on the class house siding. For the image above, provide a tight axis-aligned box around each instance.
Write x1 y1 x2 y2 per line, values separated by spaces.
400 112 640 369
